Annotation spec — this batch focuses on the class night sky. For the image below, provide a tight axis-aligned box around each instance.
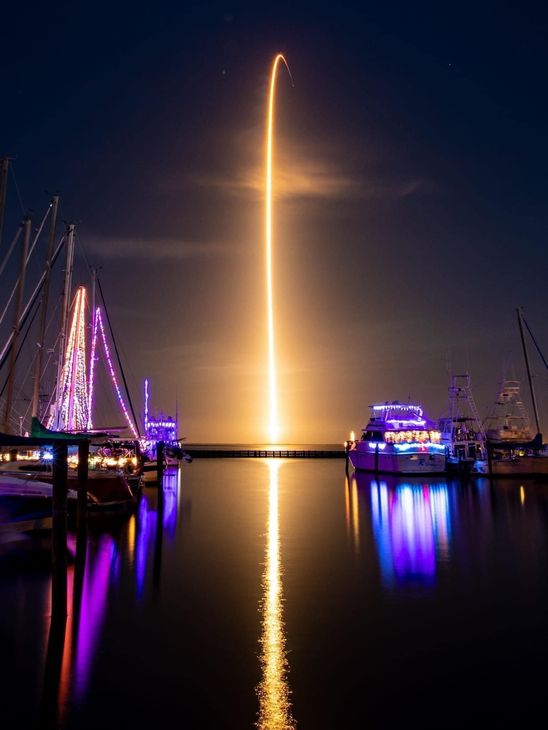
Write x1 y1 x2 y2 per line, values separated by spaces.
2 1 547 442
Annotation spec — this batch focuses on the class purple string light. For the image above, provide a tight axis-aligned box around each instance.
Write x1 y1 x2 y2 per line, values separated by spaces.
96 307 138 438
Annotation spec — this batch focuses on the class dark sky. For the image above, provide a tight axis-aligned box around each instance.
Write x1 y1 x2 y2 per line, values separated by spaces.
2 1 547 442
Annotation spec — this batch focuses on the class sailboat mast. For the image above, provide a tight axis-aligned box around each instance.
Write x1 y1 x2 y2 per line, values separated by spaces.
53 223 75 428
31 195 59 419
0 157 10 252
2 216 31 433
516 307 541 435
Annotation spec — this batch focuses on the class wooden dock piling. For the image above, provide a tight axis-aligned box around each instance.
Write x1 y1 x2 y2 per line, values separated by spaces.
77 439 89 525
52 442 68 619
156 440 165 486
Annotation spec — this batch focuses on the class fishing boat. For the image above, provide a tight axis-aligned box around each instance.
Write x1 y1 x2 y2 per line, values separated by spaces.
347 401 446 474
140 378 192 483
475 379 548 477
476 309 548 478
439 374 487 473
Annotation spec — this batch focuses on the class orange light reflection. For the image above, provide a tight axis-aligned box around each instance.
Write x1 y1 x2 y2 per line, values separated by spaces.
257 460 295 729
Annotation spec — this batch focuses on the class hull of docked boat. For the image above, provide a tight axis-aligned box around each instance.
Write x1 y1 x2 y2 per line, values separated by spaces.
141 460 180 484
0 474 78 537
473 454 548 477
442 432 487 474
0 461 136 509
348 446 446 474
473 434 548 478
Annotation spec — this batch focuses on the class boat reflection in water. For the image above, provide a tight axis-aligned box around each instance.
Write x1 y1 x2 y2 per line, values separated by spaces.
40 469 187 726
355 474 452 587
41 531 119 725
257 461 295 730
134 468 182 596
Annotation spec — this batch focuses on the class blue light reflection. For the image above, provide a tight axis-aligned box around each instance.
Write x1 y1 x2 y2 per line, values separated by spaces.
368 478 452 587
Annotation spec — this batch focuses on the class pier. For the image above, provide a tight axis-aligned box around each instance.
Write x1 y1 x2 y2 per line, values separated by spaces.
185 447 345 459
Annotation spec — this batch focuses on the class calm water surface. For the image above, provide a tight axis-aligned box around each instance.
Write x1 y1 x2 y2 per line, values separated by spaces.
2 460 548 728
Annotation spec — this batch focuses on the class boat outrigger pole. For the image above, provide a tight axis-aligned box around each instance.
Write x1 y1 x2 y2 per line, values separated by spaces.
516 307 541 437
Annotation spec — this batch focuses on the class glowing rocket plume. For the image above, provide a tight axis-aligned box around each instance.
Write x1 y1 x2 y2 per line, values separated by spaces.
266 53 291 443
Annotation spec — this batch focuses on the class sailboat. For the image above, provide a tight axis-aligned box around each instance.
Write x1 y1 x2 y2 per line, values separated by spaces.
0 177 139 508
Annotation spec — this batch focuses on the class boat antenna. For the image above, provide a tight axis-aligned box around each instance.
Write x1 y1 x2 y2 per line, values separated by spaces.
96 276 141 438
516 307 541 436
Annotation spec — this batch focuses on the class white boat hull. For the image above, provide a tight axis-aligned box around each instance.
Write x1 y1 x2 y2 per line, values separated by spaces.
473 455 548 477
348 447 445 474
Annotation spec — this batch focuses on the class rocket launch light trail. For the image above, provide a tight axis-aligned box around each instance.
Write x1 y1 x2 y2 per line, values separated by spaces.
266 53 292 443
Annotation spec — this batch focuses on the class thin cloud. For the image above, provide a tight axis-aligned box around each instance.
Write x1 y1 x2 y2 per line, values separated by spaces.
194 153 424 202
157 124 427 202
86 236 227 260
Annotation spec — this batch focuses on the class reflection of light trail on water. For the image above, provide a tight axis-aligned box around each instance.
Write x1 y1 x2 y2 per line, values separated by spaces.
370 481 451 586
345 473 360 552
257 461 295 730
265 53 292 443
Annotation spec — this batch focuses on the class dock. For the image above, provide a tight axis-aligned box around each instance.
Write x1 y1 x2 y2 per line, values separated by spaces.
185 447 346 459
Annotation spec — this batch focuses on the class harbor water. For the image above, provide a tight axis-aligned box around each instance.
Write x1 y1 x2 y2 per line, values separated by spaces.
2 458 548 728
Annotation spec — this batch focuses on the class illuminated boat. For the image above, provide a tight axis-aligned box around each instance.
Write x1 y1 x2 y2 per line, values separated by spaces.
0 443 137 508
347 402 446 474
141 378 192 473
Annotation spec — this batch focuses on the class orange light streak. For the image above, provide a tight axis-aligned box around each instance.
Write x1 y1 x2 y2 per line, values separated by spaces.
266 53 291 443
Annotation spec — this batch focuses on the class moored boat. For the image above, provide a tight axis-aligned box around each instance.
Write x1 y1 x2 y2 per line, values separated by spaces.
439 374 487 473
347 401 446 474
0 473 78 537
0 444 136 508
478 379 548 478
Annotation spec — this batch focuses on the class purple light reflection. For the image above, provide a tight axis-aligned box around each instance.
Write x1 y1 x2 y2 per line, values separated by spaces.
136 496 156 598
74 535 118 701
370 480 451 587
